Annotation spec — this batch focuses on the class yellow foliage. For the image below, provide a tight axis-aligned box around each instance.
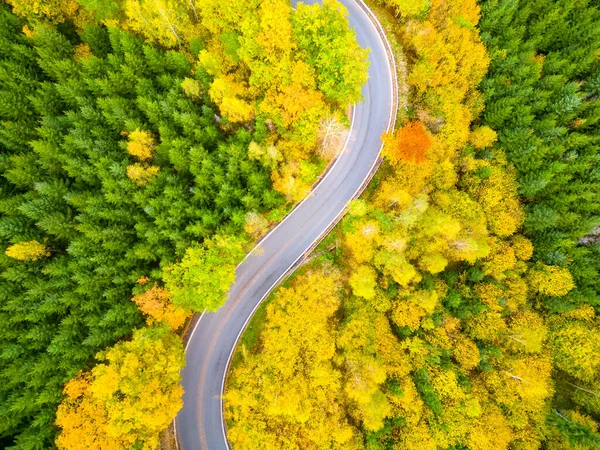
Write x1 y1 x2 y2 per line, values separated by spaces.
414 289 440 314
379 147 434 199
122 0 196 48
406 0 489 157
383 0 430 18
469 126 497 149
374 315 412 378
56 326 184 450
371 290 393 312
466 405 512 450
5 240 50 261
465 311 507 342
424 324 452 352
392 300 426 332
453 335 480 370
421 252 449 274
431 368 465 402
243 211 270 241
430 153 459 190
181 77 202 100
511 235 534 261
73 44 93 61
375 250 419 287
55 372 115 450
477 168 524 237
527 263 575 297
502 355 554 404
349 265 378 299
504 275 529 311
344 355 389 415
399 421 438 450
373 178 413 210
564 304 596 321
271 155 326 203
359 391 391 431
225 269 364 448
22 24 35 38
483 239 516 280
548 318 600 383
126 164 159 186
476 282 505 312
505 312 547 354
261 71 326 128
392 381 437 449
209 75 255 123
337 307 378 354
7 0 93 27
344 220 380 264
126 129 155 161
428 191 490 264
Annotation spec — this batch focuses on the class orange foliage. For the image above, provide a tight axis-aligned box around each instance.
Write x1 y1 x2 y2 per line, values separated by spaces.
387 120 431 165
132 283 190 331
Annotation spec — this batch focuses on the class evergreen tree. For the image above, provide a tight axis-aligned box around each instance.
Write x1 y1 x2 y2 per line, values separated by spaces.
0 5 282 446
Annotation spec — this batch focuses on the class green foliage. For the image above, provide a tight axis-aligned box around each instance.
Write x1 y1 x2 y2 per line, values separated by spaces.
413 368 443 417
163 234 246 311
0 6 279 447
479 0 600 436
478 0 600 311
292 0 369 106
548 410 600 449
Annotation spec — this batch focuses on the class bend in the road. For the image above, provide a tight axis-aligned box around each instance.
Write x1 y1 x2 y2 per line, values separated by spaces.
176 1 398 449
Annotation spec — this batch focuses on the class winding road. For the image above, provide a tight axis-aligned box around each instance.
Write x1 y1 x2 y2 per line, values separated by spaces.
175 1 397 448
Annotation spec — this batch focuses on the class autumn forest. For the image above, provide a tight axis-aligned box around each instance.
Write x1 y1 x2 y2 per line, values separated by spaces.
1 0 599 449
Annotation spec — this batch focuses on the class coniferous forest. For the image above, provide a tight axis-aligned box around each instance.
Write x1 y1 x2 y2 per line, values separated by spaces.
0 0 599 449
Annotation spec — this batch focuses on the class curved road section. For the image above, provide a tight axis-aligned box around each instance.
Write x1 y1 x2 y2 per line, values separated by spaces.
176 1 396 449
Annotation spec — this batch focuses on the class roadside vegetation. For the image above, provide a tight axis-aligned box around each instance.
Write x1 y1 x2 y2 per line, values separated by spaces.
225 0 600 449
0 1 367 448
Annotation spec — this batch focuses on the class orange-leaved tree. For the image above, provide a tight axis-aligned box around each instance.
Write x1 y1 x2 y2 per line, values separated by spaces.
385 120 431 165
132 278 190 330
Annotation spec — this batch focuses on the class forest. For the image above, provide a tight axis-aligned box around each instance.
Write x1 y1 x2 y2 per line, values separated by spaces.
1 0 599 449
225 0 600 449
0 0 367 448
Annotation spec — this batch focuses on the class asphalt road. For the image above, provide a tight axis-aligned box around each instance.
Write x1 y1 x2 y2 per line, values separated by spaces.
176 1 396 448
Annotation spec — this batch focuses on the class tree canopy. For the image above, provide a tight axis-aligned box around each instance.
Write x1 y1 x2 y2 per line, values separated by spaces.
226 0 600 448
0 0 369 447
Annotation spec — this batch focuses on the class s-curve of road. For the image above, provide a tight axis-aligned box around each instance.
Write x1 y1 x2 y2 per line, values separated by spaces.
176 0 397 448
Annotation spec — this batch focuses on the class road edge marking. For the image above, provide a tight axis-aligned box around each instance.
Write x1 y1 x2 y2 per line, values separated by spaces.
218 1 399 448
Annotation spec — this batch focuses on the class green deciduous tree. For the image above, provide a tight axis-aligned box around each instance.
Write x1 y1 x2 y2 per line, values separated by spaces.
163 234 246 311
292 0 369 107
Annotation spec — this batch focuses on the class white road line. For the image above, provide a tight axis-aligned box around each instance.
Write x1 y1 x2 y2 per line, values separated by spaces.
173 310 206 450
174 0 399 447
234 108 357 271
218 0 398 447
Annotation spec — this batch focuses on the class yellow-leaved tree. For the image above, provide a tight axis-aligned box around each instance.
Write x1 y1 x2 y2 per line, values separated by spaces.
5 240 50 261
225 269 363 449
55 325 184 450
